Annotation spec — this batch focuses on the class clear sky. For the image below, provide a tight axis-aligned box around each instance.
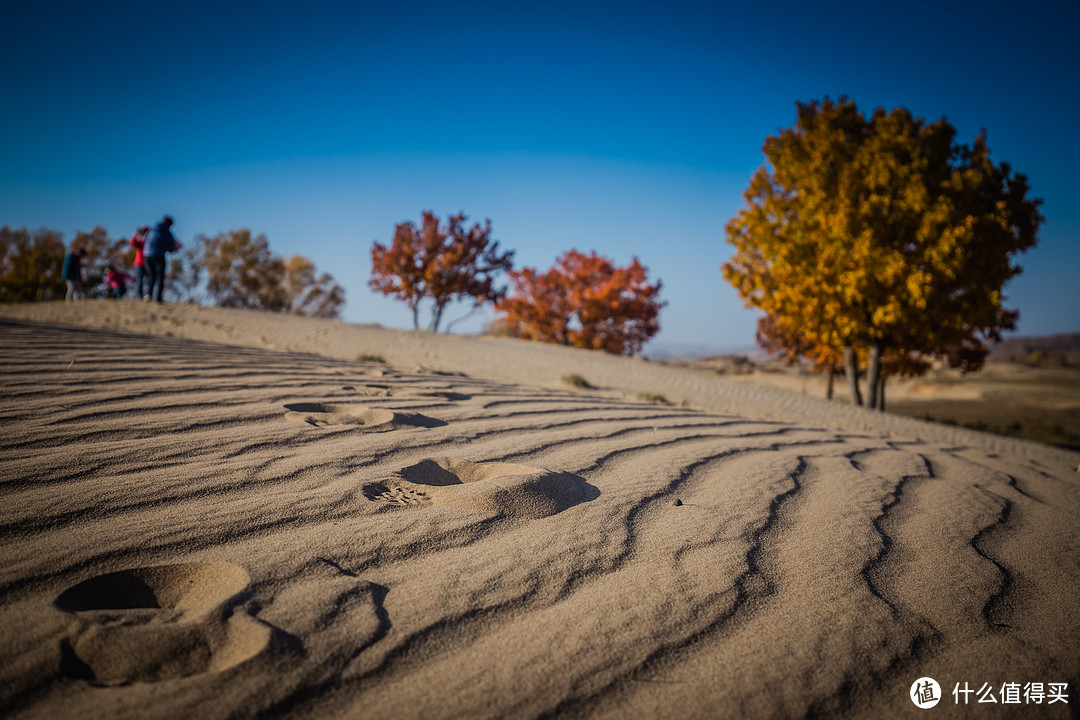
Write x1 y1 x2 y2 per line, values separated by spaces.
3 0 1077 354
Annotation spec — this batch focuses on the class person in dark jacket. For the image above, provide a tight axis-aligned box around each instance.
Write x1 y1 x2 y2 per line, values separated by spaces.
143 215 181 302
61 247 87 301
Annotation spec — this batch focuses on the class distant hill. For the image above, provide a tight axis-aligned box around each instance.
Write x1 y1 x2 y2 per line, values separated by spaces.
990 333 1080 364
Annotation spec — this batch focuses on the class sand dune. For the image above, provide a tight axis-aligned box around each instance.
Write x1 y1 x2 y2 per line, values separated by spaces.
0 303 1077 718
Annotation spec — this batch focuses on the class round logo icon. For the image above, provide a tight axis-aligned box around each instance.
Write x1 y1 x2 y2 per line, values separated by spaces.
911 677 942 709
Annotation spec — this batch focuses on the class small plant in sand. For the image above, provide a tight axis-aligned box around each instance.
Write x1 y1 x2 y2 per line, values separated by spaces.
562 373 595 389
356 353 386 364
637 392 669 405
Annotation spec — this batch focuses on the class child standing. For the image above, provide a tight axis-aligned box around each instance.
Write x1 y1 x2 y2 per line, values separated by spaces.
106 265 136 298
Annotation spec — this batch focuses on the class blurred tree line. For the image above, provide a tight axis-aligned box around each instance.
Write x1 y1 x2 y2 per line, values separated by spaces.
0 225 344 318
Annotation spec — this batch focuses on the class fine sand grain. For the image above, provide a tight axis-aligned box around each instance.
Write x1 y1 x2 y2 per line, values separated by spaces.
0 302 1077 719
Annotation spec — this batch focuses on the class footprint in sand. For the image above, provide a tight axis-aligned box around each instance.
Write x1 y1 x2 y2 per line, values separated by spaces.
283 403 447 430
55 562 271 685
376 457 599 519
362 482 430 506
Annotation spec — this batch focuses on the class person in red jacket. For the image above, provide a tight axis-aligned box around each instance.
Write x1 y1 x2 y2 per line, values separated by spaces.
129 225 149 298
106 265 136 299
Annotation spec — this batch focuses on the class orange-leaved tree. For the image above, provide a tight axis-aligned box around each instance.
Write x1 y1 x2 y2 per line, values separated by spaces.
370 211 514 332
496 249 664 356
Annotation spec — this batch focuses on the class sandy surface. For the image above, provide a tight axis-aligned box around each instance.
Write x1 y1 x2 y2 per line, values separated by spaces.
1 301 1078 718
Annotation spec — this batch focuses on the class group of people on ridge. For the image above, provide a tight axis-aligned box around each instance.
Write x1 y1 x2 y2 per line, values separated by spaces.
61 215 181 303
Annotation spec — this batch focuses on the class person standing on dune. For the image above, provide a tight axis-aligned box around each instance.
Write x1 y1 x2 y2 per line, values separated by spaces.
129 225 149 298
61 247 86 301
143 215 181 303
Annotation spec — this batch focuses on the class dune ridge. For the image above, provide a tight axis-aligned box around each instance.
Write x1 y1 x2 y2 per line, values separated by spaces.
0 305 1077 719
1 301 1073 466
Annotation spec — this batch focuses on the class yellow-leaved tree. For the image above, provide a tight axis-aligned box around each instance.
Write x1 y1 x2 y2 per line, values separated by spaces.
0 226 67 302
283 254 345 319
724 97 1043 409
198 229 345 318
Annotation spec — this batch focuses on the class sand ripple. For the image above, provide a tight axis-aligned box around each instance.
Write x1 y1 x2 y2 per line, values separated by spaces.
0 308 1078 719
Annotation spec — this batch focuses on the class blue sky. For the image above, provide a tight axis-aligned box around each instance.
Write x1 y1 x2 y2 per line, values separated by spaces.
3 0 1077 354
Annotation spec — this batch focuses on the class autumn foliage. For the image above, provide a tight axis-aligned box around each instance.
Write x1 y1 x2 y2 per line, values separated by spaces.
198 229 345 318
283 254 346 319
724 97 1042 408
370 212 514 332
0 226 67 302
497 250 664 356
0 225 132 301
1 223 344 318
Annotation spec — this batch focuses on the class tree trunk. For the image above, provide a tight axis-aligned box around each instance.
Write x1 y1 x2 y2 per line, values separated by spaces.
411 302 420 330
866 342 882 410
430 304 445 333
826 367 835 401
878 376 886 412
844 345 862 406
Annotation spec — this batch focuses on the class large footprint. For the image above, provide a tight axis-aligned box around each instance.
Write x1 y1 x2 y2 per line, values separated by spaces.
55 562 271 685
283 403 446 430
375 457 599 519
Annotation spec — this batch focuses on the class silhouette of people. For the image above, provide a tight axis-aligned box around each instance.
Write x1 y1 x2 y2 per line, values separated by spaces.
143 215 181 303
129 225 150 298
61 247 87 301
106 265 135 299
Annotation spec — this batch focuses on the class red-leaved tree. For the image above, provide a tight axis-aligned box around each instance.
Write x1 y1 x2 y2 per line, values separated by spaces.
369 212 514 331
496 249 664 356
